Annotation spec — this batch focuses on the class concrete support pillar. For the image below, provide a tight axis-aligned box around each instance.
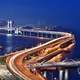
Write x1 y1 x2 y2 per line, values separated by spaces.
40 33 42 37
30 32 31 36
59 69 69 80
46 34 48 38
37 32 39 37
64 69 68 80
59 69 64 80
51 34 53 39
23 31 24 36
43 71 47 78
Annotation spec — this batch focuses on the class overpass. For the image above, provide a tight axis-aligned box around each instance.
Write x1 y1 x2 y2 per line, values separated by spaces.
4 29 75 80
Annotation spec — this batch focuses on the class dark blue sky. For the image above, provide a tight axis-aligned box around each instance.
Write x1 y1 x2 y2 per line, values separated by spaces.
0 0 80 29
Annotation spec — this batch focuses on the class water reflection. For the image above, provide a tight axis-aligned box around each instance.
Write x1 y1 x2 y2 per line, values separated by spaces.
5 35 13 53
0 34 48 55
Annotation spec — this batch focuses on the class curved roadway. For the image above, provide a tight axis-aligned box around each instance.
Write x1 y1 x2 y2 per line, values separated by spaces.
6 31 75 80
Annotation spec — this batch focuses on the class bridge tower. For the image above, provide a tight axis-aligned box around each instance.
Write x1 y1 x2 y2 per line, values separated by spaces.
7 20 12 28
7 20 13 34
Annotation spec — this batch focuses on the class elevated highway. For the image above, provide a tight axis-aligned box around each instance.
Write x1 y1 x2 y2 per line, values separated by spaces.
5 30 75 80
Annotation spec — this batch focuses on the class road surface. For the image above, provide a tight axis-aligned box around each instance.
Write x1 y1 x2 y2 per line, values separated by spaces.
5 31 75 80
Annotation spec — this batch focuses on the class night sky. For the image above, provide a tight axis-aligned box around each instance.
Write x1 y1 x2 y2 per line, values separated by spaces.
0 0 80 29
0 1 80 79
